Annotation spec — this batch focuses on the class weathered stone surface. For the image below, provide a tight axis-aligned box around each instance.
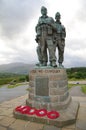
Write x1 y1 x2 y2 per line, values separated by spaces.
29 93 34 100
18 68 78 127
29 81 34 87
31 69 61 74
0 116 4 120
50 88 60 95
26 99 32 107
77 107 86 120
50 87 68 95
8 119 28 130
0 117 15 127
24 122 43 130
49 81 67 88
63 124 75 129
49 81 59 88
32 101 49 109
34 96 50 102
35 76 49 96
43 125 61 130
59 92 69 102
27 68 70 110
50 95 58 102
29 75 35 81
26 98 49 109
28 87 35 93
58 80 68 87
48 96 71 110
62 128 75 130
26 96 71 110
76 120 86 130
14 101 79 128
0 126 7 130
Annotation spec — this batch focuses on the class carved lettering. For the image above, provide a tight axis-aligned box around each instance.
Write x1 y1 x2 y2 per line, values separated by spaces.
31 69 61 74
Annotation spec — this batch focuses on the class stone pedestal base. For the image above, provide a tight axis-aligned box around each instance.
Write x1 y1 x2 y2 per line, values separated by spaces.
26 68 71 110
13 67 79 127
13 100 79 127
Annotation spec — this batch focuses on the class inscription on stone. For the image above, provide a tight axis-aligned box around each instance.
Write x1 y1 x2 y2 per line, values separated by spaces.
35 76 49 96
31 69 61 73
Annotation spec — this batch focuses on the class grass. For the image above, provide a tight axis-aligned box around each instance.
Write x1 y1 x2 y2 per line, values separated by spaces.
68 78 86 81
7 82 28 88
0 85 3 88
81 85 86 94
68 84 76 89
7 84 20 88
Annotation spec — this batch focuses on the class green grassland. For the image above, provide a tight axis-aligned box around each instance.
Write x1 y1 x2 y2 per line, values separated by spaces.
67 67 86 94
81 85 86 94
0 73 29 87
0 67 86 94
67 67 86 80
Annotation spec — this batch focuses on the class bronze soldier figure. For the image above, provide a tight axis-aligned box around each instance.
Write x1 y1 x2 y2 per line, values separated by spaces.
54 12 66 67
35 6 57 67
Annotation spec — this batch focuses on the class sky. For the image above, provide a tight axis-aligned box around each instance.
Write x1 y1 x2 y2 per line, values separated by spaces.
0 0 86 67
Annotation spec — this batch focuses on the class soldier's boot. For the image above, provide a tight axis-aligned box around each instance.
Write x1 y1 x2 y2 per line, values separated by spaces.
52 61 57 67
36 61 43 66
42 62 47 66
49 61 52 66
59 63 64 68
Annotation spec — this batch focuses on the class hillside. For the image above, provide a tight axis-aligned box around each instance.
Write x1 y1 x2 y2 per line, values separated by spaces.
0 62 35 74
0 63 86 79
67 67 86 79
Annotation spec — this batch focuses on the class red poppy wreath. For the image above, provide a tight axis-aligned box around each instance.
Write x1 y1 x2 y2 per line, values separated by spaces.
15 106 60 119
36 109 47 117
15 105 31 114
47 111 60 119
27 108 36 115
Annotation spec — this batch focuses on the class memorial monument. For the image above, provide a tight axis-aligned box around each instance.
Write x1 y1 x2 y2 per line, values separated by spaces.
14 6 79 127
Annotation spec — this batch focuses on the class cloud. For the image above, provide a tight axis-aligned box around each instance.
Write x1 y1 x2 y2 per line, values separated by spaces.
64 38 86 67
0 0 45 64
76 0 86 22
0 0 44 39
0 0 86 67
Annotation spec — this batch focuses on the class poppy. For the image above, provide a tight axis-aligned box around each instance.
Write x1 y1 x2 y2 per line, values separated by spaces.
36 109 47 117
47 111 60 119
27 108 36 115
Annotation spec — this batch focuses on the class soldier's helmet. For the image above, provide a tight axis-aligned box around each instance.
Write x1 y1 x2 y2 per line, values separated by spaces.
41 6 47 15
55 12 61 20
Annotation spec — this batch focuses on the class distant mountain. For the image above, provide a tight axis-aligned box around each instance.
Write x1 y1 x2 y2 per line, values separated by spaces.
0 62 35 74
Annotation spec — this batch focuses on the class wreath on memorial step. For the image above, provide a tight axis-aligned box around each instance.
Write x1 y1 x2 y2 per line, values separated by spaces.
15 105 60 119
36 109 47 117
47 111 60 119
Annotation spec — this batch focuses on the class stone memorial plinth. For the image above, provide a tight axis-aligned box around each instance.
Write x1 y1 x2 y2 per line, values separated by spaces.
26 68 71 110
14 67 79 127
